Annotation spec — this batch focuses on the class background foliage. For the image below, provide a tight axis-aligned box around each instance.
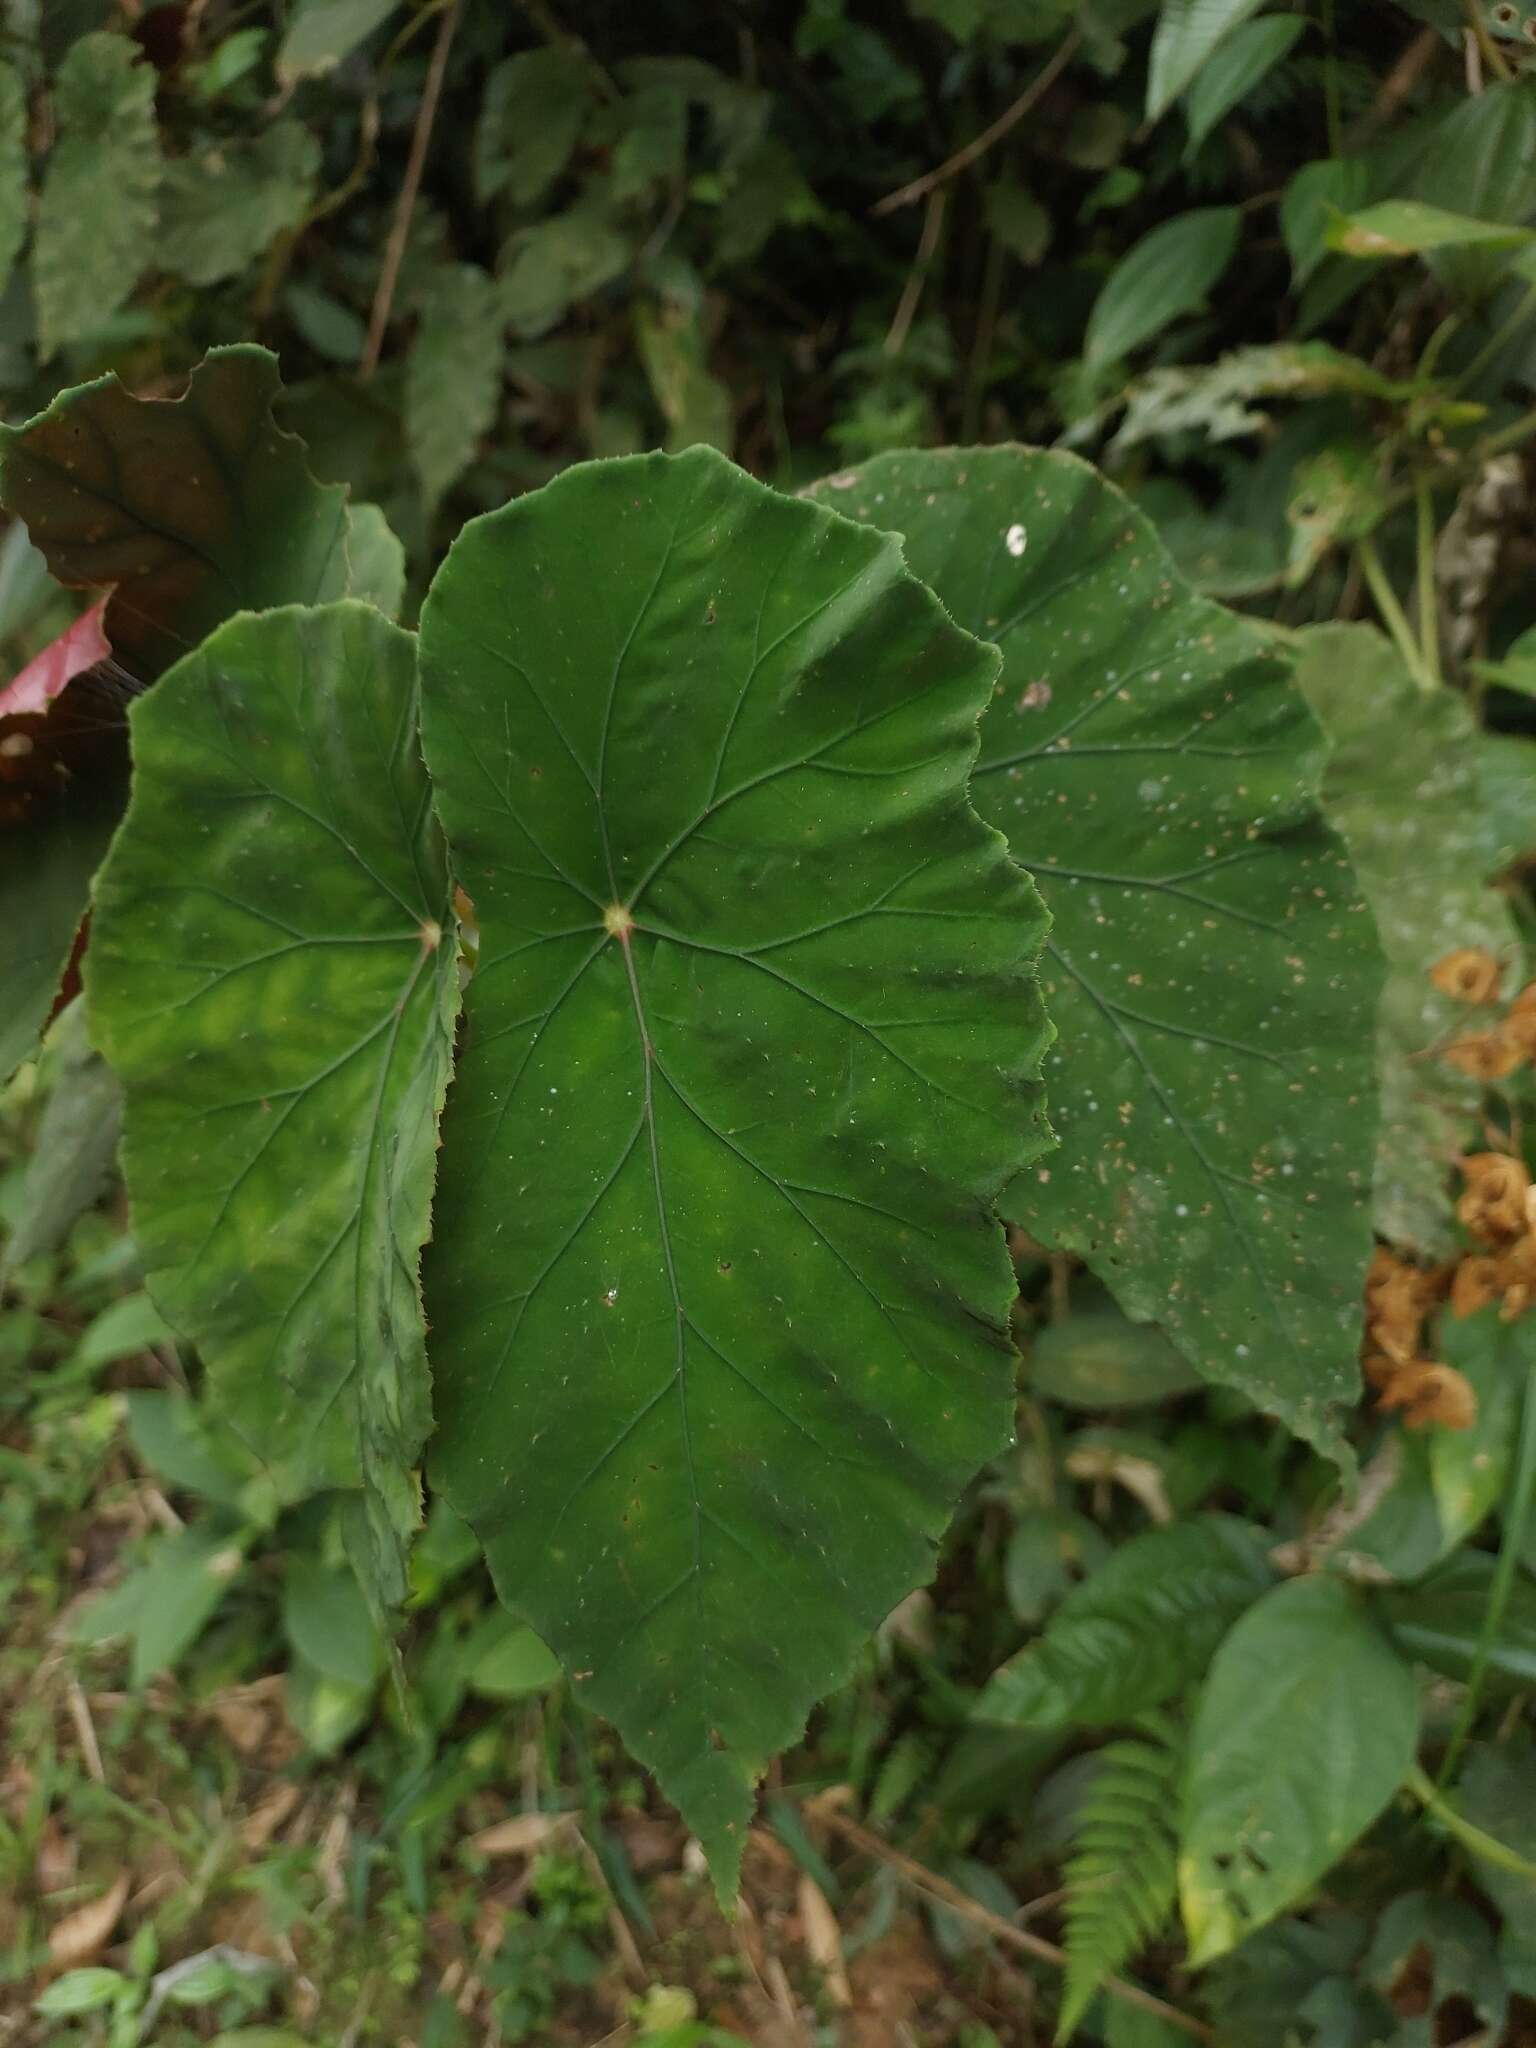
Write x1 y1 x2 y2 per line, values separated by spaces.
5 1 1536 2044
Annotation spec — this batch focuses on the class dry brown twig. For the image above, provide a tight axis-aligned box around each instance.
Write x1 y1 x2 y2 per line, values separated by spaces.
884 187 948 356
801 1797 1214 2044
361 0 463 380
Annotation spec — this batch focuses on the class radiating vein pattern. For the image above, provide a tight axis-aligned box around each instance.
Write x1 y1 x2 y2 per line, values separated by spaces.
810 449 1379 1456
86 604 458 1609
419 447 1050 1882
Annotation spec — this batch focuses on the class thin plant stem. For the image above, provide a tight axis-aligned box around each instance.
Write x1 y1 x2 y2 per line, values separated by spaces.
1357 537 1433 690
1415 479 1443 689
360 0 462 380
962 230 1005 443
884 187 947 356
1437 1355 1536 1787
1407 1763 1536 1881
1321 0 1342 156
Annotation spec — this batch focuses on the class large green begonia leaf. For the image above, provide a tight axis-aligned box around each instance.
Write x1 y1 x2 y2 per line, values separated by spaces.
418 446 1050 1893
811 448 1379 1459
85 603 458 1612
0 347 401 1082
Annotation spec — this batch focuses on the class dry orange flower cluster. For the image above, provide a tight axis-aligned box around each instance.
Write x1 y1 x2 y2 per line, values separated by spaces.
1363 1250 1475 1430
1435 948 1536 1080
1361 948 1536 1431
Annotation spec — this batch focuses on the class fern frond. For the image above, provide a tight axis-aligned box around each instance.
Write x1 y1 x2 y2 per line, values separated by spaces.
1057 1724 1182 2043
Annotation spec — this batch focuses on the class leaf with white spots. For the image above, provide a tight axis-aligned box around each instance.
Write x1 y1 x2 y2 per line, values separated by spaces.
85 604 459 1613
418 446 1051 1896
810 448 1380 1461
1294 623 1529 1256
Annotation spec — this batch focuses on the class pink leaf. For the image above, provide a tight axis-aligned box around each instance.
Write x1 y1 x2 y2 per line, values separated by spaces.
0 596 111 722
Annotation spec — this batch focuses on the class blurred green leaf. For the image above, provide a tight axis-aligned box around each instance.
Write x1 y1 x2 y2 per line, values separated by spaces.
0 63 27 304
0 997 119 1283
283 1557 384 1689
1146 0 1266 122
475 48 594 207
1282 156 1370 286
276 0 401 84
76 1522 246 1685
464 1613 562 1699
635 299 733 453
1430 1308 1525 1545
1029 1306 1202 1410
159 122 320 287
1183 16 1305 157
34 1969 131 2017
406 262 506 511
1378 1552 1536 1688
34 32 159 359
1328 199 1533 259
72 1291 174 1371
1084 206 1240 365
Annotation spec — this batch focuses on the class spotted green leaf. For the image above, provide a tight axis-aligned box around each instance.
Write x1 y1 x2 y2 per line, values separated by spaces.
85 604 458 1612
419 446 1050 1893
34 32 160 360
812 448 1379 1458
1293 624 1526 1255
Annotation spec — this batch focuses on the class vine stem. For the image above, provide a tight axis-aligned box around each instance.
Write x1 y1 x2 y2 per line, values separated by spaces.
1357 537 1434 691
1406 1763 1536 1881
1437 1353 1536 1787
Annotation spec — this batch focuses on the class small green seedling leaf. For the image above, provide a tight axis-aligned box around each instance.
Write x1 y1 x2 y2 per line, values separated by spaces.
86 603 458 1613
419 445 1050 1896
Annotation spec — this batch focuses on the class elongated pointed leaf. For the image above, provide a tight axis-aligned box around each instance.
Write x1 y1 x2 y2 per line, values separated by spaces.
418 446 1050 1892
1179 1574 1419 1965
85 603 458 1611
811 449 1379 1458
1146 0 1266 122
